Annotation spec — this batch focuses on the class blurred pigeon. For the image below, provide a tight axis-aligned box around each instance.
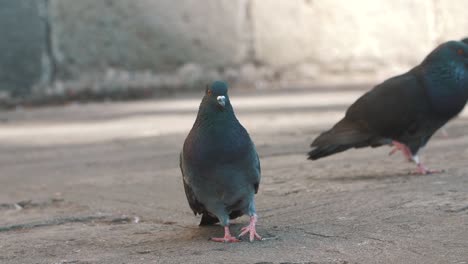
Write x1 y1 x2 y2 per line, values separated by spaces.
308 41 468 174
439 127 449 137
180 81 262 242
437 37 468 138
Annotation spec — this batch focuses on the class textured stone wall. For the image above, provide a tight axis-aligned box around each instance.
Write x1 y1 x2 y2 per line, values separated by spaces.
49 0 250 78
0 0 50 99
1 0 468 103
252 1 436 71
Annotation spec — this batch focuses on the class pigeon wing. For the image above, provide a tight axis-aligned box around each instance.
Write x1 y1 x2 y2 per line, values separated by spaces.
180 153 205 216
345 70 427 139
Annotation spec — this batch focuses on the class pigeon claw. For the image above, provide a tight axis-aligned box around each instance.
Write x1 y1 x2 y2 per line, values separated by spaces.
411 164 444 175
211 226 240 243
238 215 262 242
210 236 241 243
440 128 449 138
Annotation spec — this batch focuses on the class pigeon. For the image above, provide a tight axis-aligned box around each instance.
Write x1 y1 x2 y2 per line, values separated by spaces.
308 40 468 174
180 81 262 242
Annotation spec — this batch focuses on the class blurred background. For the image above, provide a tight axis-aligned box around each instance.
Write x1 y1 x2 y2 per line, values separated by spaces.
1 0 468 106
2 1 468 263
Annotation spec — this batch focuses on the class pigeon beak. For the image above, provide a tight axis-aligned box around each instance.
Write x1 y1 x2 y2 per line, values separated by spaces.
217 96 226 108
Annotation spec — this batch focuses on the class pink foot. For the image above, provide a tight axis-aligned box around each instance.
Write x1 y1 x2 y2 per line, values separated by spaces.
440 128 449 138
411 164 443 175
388 142 444 175
238 215 262 242
389 141 413 162
408 155 443 175
211 226 240 243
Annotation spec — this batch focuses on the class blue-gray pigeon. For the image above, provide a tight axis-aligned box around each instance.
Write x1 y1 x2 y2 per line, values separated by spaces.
308 40 468 174
180 81 262 242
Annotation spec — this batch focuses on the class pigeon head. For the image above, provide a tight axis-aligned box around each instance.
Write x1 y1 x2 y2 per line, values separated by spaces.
422 41 468 87
193 81 238 126
421 40 468 115
201 81 232 112
423 41 468 68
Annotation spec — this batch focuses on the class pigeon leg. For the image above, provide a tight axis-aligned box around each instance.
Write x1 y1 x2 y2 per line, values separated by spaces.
211 226 240 243
238 215 262 242
411 155 443 175
440 128 449 138
389 142 442 174
389 141 413 162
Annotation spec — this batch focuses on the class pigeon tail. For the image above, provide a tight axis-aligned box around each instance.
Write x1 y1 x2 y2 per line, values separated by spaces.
308 118 384 160
199 210 244 226
199 214 219 226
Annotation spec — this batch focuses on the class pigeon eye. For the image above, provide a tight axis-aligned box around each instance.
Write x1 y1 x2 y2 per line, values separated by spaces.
207 90 212 96
457 49 464 56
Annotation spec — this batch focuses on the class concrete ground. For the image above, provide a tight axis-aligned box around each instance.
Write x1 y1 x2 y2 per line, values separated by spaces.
0 87 467 264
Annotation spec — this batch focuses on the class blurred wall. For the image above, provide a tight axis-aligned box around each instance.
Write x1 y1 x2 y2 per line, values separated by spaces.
0 0 50 99
1 0 468 103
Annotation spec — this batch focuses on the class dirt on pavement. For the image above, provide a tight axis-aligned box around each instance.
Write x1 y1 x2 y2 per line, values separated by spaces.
1 87 467 264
